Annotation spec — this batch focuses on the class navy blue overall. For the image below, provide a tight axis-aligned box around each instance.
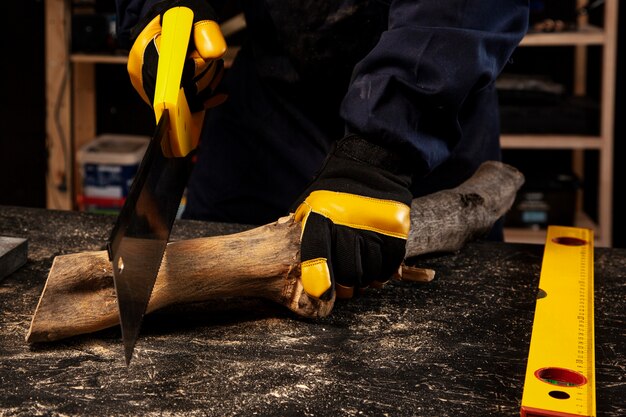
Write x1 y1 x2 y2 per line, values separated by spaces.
116 0 529 225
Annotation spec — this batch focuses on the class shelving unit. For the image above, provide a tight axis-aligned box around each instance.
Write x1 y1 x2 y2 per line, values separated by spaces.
44 0 241 212
45 1 617 246
501 0 617 247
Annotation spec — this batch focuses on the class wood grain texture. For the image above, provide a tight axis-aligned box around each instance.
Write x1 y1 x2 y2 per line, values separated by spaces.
26 161 524 343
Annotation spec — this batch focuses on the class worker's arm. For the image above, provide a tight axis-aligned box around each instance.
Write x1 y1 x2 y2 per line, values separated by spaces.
294 1 529 300
340 0 529 175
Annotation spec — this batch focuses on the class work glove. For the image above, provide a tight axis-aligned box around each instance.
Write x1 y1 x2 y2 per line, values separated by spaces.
293 135 413 301
127 0 227 113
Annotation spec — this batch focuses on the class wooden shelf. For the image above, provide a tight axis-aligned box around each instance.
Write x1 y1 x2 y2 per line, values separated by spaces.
70 46 241 67
501 0 617 247
500 134 603 150
70 53 128 64
520 25 605 46
504 211 602 246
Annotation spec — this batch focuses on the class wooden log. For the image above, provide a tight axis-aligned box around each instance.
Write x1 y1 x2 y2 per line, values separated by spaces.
26 161 524 343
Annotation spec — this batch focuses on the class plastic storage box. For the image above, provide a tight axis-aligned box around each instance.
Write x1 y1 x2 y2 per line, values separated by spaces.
504 173 579 229
77 134 149 213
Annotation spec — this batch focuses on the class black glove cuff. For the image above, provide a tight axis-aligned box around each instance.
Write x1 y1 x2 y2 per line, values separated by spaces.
334 135 415 178
290 134 414 212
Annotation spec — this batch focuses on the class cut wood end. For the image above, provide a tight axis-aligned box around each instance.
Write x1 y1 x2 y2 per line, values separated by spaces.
26 250 116 343
395 264 436 283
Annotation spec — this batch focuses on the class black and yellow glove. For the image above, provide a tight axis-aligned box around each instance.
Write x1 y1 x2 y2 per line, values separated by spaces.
127 0 227 112
294 135 413 301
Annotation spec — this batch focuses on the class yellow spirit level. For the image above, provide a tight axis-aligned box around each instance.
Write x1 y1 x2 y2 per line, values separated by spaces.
521 226 595 417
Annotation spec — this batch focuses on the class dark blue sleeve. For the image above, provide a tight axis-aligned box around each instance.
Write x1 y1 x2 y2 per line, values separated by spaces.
340 0 529 176
115 0 163 49
115 0 227 49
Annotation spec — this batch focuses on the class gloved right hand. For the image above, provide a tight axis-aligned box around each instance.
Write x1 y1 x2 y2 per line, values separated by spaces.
127 0 227 112
292 135 414 301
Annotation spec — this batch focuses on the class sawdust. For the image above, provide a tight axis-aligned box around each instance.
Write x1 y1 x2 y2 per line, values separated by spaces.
1 207 625 416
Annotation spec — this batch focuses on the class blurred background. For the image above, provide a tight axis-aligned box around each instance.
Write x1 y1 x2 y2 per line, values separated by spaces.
2 0 624 247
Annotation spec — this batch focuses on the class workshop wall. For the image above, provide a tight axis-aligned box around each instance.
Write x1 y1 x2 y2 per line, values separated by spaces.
1 1 624 247
0 1 46 208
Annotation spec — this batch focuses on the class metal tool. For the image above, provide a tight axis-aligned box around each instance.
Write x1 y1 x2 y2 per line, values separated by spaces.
0 236 28 281
521 226 595 417
107 7 198 365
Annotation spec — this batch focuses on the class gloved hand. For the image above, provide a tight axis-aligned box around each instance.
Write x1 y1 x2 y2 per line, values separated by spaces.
293 135 413 301
127 0 227 112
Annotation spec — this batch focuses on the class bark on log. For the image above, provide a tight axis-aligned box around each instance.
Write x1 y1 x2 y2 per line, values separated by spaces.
26 161 523 343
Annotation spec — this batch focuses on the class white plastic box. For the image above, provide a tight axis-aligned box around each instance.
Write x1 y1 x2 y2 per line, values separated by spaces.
77 134 149 213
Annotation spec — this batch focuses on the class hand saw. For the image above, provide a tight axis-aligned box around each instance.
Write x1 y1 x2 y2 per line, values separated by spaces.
107 7 200 365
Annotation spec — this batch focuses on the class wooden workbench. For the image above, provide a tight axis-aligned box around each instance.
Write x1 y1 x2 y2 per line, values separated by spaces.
0 206 624 416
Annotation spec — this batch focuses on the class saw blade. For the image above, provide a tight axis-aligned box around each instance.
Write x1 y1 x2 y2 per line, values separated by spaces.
107 110 194 364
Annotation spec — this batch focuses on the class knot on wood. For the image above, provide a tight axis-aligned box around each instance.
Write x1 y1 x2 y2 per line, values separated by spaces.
459 193 484 208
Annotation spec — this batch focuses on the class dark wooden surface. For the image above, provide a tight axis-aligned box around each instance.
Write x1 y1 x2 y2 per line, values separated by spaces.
0 206 624 416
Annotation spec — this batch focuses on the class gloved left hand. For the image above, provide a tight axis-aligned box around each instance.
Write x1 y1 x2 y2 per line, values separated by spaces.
127 0 227 112
293 135 413 301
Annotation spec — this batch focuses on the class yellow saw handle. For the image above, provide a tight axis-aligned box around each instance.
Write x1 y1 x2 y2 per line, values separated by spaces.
153 7 197 158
